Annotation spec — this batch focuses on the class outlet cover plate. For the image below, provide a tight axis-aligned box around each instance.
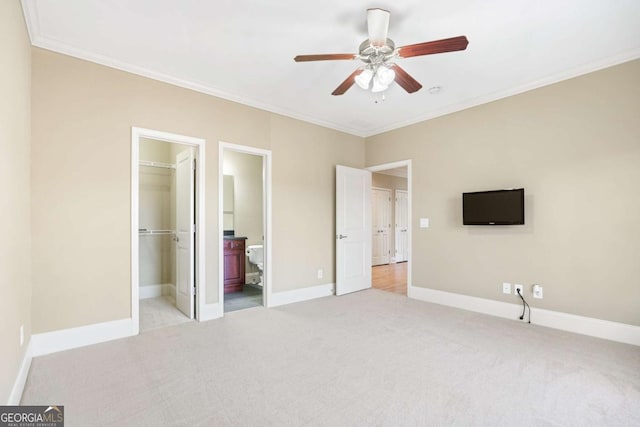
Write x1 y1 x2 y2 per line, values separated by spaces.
533 284 543 299
514 284 524 295
502 282 511 294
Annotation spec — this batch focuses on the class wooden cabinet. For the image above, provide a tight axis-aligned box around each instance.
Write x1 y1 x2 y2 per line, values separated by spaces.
223 238 245 293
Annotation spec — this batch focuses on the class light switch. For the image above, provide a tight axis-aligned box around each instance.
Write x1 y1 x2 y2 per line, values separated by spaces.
420 218 429 228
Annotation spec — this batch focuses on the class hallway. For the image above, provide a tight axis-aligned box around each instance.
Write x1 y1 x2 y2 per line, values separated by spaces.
372 262 407 295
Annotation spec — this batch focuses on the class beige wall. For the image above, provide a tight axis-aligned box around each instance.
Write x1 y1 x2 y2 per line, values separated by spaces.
30 48 365 332
0 1 31 402
271 115 364 291
366 60 640 326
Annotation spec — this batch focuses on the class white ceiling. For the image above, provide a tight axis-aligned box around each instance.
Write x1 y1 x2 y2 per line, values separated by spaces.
22 0 640 137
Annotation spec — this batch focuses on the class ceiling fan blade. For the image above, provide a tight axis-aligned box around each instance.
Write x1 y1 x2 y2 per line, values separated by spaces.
294 53 356 62
367 8 390 47
391 65 423 93
332 69 363 96
398 36 469 58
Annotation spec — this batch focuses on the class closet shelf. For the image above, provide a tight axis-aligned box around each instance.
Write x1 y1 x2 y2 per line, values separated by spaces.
139 160 176 169
139 229 176 236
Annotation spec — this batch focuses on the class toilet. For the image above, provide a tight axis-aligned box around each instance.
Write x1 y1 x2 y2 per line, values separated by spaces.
246 244 264 286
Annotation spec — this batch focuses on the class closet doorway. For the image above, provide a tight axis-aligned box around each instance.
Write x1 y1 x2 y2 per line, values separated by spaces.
219 142 272 313
131 127 206 334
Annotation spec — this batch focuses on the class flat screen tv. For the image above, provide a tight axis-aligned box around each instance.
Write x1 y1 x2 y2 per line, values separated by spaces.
462 188 524 225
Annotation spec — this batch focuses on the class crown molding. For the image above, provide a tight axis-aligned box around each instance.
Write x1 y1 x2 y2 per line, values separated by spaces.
362 48 640 137
20 1 640 139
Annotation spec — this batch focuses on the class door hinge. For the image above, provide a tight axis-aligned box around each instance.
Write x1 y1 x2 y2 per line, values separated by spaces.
192 286 196 296
193 159 197 171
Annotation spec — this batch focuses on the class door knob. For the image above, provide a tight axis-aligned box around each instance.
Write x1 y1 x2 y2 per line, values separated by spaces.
337 234 348 239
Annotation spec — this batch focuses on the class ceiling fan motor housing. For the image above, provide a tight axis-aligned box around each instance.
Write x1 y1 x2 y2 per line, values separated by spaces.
358 38 396 65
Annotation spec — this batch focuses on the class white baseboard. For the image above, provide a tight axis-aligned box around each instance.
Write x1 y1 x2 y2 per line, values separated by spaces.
139 284 162 299
269 283 334 308
199 302 222 321
139 283 175 299
408 285 640 346
30 318 134 357
7 340 33 405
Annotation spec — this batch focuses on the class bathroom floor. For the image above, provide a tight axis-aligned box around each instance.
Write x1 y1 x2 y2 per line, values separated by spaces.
224 285 263 313
139 295 193 332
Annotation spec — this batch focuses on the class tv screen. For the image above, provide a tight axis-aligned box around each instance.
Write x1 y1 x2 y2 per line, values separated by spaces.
463 189 524 225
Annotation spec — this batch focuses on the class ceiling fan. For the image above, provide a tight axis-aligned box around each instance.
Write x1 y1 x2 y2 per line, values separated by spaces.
294 8 469 96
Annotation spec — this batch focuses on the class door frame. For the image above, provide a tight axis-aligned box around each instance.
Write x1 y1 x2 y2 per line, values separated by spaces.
131 127 206 335
394 189 409 263
367 160 412 293
218 142 272 311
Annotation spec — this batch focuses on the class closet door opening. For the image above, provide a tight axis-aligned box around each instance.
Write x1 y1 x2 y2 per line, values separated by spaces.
131 128 206 335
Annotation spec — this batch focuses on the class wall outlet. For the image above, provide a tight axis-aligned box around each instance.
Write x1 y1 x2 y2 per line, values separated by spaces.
317 269 324 279
502 282 511 294
20 325 24 347
514 284 524 296
532 284 543 299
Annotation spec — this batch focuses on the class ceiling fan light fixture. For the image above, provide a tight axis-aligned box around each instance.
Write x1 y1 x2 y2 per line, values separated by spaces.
371 78 389 93
376 65 396 86
355 68 373 89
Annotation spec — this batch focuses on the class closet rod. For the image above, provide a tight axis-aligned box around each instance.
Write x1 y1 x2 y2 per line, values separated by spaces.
139 160 176 169
138 229 176 236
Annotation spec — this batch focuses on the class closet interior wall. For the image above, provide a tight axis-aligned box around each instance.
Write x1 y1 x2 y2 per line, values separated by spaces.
139 138 177 298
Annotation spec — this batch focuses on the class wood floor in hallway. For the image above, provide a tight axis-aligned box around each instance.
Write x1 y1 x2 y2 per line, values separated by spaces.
372 262 407 295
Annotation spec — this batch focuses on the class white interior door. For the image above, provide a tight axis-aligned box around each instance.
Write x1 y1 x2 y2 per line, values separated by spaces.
336 165 371 296
372 188 391 266
175 148 195 318
395 190 409 263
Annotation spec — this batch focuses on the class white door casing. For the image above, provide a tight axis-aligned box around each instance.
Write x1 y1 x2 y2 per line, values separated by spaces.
372 188 391 266
175 148 195 318
336 165 372 296
395 190 409 263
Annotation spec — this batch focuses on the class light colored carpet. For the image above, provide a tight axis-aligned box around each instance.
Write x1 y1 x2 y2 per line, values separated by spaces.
139 295 192 332
22 290 640 426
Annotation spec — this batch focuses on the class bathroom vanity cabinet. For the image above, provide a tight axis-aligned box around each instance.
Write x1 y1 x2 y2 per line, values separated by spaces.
223 237 246 294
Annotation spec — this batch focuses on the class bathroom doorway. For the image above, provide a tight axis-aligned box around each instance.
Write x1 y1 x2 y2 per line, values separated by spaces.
131 127 206 335
219 142 272 313
368 161 411 295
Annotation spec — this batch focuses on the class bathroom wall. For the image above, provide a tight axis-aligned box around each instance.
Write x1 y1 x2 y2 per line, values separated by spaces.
223 150 264 276
372 172 408 262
